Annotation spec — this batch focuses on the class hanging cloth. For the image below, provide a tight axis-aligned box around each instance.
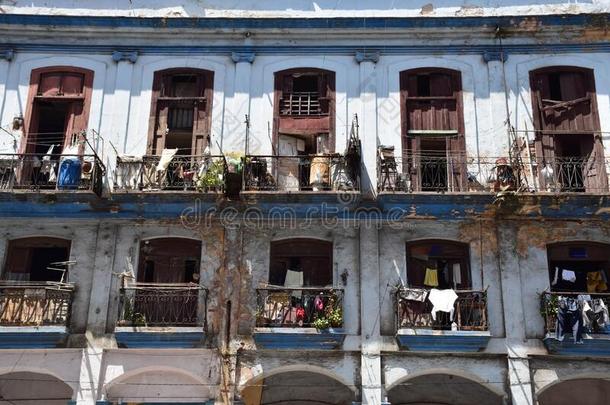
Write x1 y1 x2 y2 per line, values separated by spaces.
452 263 462 286
423 267 439 287
587 271 608 293
561 269 577 283
427 289 458 321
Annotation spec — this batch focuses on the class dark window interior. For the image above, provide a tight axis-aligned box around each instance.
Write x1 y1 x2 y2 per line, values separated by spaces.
3 237 71 282
291 75 319 93
548 72 563 101
269 239 333 287
416 74 431 97
547 243 609 293
406 241 470 289
138 238 201 283
34 102 69 154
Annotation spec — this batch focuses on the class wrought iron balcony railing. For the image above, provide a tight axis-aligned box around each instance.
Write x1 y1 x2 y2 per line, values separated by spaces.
0 153 105 196
279 92 328 116
0 281 75 327
395 288 488 332
378 153 610 194
118 282 207 328
114 154 228 192
256 287 344 329
541 291 610 337
243 154 360 192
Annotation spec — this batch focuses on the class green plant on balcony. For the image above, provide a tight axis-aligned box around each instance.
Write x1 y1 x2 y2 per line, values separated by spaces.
312 292 343 330
539 293 558 330
196 160 225 192
121 298 147 327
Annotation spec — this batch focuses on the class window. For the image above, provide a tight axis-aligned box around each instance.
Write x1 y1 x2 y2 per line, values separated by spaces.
406 240 470 289
530 67 606 191
269 239 333 287
138 238 201 283
547 242 609 293
273 68 335 155
3 237 71 282
148 68 213 156
400 68 465 191
24 67 93 155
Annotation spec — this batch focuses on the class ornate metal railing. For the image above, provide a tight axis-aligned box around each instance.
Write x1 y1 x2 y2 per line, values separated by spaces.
378 153 610 193
0 281 74 327
256 287 343 328
114 154 227 192
395 288 488 331
541 291 610 336
243 154 360 192
280 92 328 116
118 283 207 328
0 153 105 195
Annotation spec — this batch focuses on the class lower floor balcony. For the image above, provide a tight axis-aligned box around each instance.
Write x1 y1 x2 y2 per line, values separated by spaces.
253 287 345 349
395 288 490 352
0 281 74 348
115 282 208 348
541 291 610 356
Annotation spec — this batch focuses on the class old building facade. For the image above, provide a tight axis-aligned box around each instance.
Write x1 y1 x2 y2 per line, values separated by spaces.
0 1 609 404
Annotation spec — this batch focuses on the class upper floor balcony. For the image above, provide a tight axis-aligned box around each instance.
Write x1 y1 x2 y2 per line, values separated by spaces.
0 280 75 348
114 154 228 193
378 148 610 194
541 291 610 356
0 153 105 196
395 288 490 352
115 281 208 348
254 287 345 350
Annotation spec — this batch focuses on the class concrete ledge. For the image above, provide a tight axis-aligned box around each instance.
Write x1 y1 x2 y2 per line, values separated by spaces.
543 336 610 357
0 326 68 348
396 328 491 352
114 327 206 348
253 327 346 350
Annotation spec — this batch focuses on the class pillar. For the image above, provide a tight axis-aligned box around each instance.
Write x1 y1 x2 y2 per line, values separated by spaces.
483 50 511 155
356 51 380 198
360 225 383 405
226 52 254 154
0 49 14 141
110 50 137 155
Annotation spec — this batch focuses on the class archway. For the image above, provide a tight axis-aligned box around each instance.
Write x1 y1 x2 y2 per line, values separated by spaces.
105 368 211 404
538 377 610 405
0 371 73 405
387 371 503 405
241 369 354 405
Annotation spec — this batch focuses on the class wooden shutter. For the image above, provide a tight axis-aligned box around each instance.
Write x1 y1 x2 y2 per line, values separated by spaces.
530 67 606 190
191 72 212 156
149 71 167 155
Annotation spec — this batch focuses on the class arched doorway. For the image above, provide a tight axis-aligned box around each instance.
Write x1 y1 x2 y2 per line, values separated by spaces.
241 370 354 405
538 377 610 405
0 371 73 405
387 372 504 405
105 368 211 404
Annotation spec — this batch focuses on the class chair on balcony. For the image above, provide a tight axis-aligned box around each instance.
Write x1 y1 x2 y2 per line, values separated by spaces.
378 146 402 191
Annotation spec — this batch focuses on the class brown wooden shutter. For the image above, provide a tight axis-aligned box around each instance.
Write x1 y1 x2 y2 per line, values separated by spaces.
192 72 212 156
149 72 167 155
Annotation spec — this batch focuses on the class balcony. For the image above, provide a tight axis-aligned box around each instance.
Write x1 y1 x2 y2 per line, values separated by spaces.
0 153 105 196
395 288 490 352
114 154 228 193
541 291 610 356
378 153 610 194
253 287 346 349
115 282 208 348
243 154 360 193
0 281 74 348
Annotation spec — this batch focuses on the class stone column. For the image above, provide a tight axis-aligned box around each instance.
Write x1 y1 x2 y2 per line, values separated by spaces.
359 224 383 405
483 50 511 154
227 52 254 153
110 50 137 155
356 51 380 199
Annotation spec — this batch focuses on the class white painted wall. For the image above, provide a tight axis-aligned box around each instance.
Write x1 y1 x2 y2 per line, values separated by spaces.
2 0 609 17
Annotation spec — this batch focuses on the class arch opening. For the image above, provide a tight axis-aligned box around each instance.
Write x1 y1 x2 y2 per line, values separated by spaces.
240 370 353 405
387 372 503 405
538 377 610 405
0 371 73 405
